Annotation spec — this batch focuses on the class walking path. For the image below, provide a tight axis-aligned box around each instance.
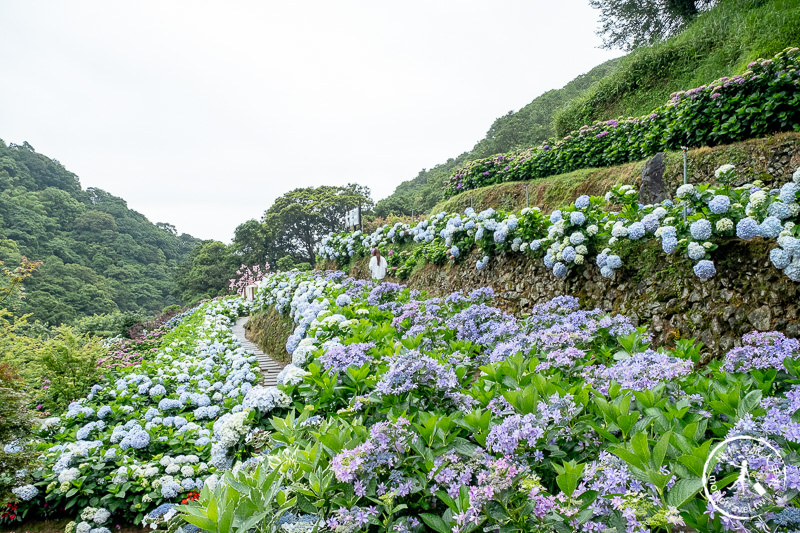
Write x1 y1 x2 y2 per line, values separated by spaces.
232 316 285 387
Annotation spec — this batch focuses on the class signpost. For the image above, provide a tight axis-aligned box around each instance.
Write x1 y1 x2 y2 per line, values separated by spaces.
345 204 362 231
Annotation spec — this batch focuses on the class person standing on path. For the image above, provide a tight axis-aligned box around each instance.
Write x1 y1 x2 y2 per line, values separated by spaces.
369 248 388 281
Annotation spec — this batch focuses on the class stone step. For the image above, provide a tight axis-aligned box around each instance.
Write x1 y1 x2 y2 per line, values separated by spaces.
231 316 286 386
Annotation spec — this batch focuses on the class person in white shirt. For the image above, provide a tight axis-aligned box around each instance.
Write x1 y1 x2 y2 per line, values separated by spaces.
369 248 388 281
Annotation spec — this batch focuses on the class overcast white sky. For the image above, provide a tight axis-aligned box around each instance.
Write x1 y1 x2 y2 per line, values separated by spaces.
0 1 623 242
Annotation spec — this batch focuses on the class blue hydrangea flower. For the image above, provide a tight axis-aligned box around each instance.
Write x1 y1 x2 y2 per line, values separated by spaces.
286 334 301 354
688 242 706 261
736 217 759 240
11 484 39 501
770 248 792 269
693 260 716 281
449 245 460 258
569 232 585 245
596 252 608 268
574 195 590 209
606 255 622 269
785 261 800 282
543 254 555 269
493 226 508 243
690 219 712 240
662 236 678 254
550 210 563 224
780 182 800 204
768 201 792 220
600 266 614 278
641 213 659 233
552 263 568 278
708 195 730 214
561 246 576 263
335 294 352 307
627 222 645 240
570 211 586 226
759 216 783 239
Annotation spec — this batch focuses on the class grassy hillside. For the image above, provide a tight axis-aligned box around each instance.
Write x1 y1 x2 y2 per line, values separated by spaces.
431 131 800 215
378 0 800 216
0 140 202 324
374 59 621 217
554 0 800 136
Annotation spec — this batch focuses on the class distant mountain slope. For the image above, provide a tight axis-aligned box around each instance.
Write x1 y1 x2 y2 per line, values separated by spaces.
0 140 202 324
375 59 621 217
376 0 800 216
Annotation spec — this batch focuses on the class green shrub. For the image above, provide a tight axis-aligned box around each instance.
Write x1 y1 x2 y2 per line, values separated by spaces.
73 311 146 338
37 327 105 411
276 255 295 271
0 363 35 500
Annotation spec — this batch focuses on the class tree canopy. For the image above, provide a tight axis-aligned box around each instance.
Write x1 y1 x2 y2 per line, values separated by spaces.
262 184 373 263
0 140 202 324
590 0 717 51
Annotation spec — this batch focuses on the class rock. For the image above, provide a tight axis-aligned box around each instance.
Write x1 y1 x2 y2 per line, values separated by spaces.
639 152 669 204
748 305 772 331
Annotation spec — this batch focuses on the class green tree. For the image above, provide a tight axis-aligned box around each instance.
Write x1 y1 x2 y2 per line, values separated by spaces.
0 139 202 323
263 184 373 263
590 0 717 51
173 241 238 304
232 219 274 267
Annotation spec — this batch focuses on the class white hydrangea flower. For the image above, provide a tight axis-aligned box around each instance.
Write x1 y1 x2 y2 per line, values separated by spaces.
714 164 735 179
749 190 768 207
676 184 695 198
716 218 734 232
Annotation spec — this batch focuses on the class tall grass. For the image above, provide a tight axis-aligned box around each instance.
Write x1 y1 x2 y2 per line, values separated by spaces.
554 0 800 136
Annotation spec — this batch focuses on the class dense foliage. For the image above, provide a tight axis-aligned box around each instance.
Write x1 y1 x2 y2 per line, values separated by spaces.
158 270 800 532
3 298 271 529
555 0 800 137
321 164 800 286
590 0 717 51
442 48 800 199
0 141 201 324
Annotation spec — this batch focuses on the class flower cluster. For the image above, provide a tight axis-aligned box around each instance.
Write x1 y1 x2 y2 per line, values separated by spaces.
442 48 800 198
10 298 273 525
322 164 800 284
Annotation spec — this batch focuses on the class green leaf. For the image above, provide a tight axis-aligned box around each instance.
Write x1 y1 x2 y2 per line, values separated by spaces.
610 446 645 472
420 513 451 533
631 432 651 465
738 390 762 417
665 478 704 508
652 430 673 469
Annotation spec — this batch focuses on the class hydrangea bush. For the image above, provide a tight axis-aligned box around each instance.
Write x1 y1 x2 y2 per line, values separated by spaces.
321 166 800 283
9 269 800 532
5 298 290 527
171 270 800 533
442 47 800 198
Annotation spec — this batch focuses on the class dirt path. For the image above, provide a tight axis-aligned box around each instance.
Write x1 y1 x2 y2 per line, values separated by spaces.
232 316 285 387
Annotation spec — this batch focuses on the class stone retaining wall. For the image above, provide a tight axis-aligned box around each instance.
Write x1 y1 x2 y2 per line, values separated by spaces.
337 134 800 355
345 239 799 355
